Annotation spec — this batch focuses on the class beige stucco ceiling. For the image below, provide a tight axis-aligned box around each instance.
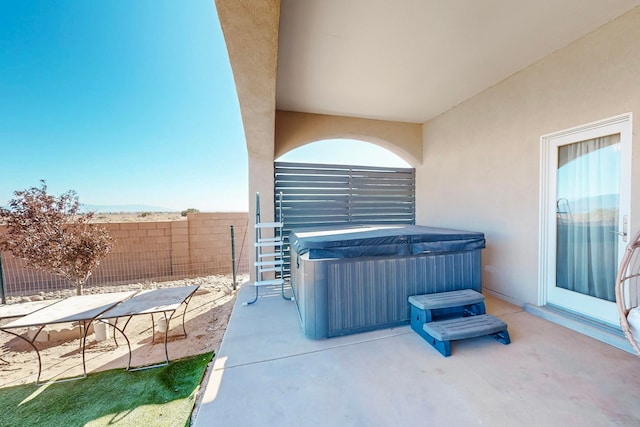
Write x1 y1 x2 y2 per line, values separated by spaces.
276 0 640 124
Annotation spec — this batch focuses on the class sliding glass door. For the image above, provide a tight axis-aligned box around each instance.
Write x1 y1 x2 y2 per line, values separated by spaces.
541 114 631 325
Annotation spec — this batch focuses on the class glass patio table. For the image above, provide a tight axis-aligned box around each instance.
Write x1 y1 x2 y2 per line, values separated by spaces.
97 285 199 371
0 299 61 321
0 299 60 365
0 292 135 385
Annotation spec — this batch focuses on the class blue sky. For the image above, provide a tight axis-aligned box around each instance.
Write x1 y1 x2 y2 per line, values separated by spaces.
277 139 410 168
0 1 407 212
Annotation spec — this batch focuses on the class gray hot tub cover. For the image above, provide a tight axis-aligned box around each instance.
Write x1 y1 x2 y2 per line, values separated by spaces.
289 224 485 259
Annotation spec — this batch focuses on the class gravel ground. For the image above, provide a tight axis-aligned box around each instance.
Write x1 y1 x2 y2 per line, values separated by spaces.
6 274 247 303
0 274 247 387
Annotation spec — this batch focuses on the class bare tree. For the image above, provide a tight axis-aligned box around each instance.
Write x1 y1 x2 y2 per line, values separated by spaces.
0 181 114 295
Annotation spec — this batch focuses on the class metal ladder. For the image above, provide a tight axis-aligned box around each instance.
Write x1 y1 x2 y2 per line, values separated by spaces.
244 192 292 305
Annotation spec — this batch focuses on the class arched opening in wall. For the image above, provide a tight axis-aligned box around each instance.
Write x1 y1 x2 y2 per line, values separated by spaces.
277 138 411 168
273 139 416 277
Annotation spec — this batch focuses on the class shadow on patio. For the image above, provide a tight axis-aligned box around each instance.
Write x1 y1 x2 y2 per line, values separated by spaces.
193 283 640 426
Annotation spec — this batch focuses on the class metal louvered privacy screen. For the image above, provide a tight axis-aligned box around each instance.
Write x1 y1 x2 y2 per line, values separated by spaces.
274 161 416 276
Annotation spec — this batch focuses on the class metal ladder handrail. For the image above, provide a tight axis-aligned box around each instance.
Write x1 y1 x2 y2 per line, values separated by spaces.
245 192 292 305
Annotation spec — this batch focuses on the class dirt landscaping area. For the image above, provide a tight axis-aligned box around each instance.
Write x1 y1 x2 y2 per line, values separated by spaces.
0 275 245 387
91 212 187 223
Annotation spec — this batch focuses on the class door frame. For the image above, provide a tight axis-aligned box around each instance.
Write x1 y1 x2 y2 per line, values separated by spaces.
538 112 632 325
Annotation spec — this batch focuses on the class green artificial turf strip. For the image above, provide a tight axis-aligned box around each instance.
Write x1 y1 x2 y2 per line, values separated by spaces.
0 352 213 427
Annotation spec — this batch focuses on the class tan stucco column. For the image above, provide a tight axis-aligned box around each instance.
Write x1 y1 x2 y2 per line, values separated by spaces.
215 0 281 282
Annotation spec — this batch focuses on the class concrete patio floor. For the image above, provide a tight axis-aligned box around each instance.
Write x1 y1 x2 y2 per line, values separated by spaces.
193 283 640 426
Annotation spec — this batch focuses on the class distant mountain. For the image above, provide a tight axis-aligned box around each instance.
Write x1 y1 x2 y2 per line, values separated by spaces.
80 204 177 213
558 194 618 214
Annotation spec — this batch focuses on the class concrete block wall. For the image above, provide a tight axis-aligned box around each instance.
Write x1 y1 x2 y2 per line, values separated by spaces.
0 212 250 296
92 221 174 284
187 212 250 276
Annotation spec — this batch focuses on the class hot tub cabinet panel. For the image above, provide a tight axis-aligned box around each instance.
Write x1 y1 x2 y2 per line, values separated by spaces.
289 225 485 339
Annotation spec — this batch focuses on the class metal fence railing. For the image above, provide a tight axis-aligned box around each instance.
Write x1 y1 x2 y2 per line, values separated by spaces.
0 215 250 297
1 251 250 298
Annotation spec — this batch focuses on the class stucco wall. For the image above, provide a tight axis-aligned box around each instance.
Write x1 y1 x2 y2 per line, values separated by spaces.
215 0 281 282
275 110 423 166
417 8 640 305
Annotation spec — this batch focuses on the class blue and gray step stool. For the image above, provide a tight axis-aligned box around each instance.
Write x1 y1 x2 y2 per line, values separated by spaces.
408 289 510 357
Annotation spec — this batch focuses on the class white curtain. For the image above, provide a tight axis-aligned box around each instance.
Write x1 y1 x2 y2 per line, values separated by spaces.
556 134 620 302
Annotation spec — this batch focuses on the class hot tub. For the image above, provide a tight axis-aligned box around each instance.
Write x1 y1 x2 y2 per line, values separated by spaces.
289 225 486 339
